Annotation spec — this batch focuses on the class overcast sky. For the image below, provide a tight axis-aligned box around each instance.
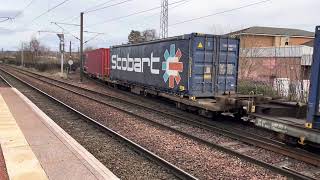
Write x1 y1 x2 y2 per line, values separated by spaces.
0 0 319 51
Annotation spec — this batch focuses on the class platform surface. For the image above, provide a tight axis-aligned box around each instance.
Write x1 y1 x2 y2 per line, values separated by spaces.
0 87 119 180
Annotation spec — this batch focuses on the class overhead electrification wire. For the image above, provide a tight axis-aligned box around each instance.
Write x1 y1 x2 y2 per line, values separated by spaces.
17 0 71 37
84 0 118 13
13 0 36 18
86 0 188 27
0 17 11 23
170 0 190 9
122 0 191 31
28 0 71 25
52 22 80 40
169 0 272 26
51 22 80 26
58 0 130 23
84 0 134 13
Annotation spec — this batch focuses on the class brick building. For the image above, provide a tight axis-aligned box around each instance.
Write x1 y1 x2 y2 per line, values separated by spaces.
229 26 314 101
240 45 313 82
240 45 313 101
229 26 314 48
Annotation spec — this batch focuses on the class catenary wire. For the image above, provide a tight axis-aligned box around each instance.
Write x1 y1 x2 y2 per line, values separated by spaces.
17 0 71 41
84 0 135 13
84 0 119 13
13 0 36 18
130 0 192 30
169 0 272 26
58 0 119 23
0 17 11 23
86 0 188 27
26 0 71 25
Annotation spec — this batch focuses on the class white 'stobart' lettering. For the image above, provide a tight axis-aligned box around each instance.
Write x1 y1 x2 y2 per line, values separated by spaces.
111 53 160 74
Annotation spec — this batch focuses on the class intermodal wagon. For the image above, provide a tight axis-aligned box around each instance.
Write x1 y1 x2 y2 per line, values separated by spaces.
82 29 320 147
110 33 239 98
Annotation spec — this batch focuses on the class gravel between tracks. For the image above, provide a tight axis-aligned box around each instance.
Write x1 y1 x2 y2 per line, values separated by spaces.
7 68 287 179
48 108 178 180
46 70 280 140
0 70 179 180
16 67 320 179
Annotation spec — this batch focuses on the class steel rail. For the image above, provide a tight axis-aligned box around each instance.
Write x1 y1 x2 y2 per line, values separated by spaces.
5 64 320 167
0 73 11 87
0 66 317 180
0 68 198 180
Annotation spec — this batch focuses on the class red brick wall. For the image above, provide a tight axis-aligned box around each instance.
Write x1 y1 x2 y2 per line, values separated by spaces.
239 57 304 82
290 37 313 46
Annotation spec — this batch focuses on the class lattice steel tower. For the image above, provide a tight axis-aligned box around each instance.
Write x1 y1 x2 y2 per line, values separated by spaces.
160 0 168 39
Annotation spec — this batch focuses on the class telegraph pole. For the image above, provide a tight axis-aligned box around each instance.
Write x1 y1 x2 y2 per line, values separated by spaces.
80 12 84 82
69 41 72 59
57 34 65 76
21 43 24 67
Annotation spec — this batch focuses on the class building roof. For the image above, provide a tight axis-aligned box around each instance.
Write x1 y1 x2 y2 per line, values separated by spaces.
229 26 314 37
241 45 313 65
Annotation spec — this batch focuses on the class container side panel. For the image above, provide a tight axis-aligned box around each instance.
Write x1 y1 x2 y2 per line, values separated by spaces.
102 48 110 78
101 50 105 77
189 36 215 97
110 34 239 97
85 48 109 78
110 39 190 93
106 49 110 78
216 38 239 94
189 34 239 97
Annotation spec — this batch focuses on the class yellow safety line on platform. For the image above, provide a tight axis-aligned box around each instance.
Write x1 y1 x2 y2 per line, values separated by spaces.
0 95 48 180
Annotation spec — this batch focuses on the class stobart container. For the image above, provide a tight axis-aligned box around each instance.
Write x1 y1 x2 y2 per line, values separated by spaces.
84 48 110 79
110 33 239 97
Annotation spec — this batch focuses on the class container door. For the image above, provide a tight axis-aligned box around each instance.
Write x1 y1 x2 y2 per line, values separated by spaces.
190 35 215 97
216 37 239 94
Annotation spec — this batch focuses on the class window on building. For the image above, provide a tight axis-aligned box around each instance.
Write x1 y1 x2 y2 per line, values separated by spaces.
285 41 289 46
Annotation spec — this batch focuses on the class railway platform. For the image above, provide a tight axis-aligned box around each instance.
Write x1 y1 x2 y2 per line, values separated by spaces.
0 87 119 180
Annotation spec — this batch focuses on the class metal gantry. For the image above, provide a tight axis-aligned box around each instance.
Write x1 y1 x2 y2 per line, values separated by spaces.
160 0 168 39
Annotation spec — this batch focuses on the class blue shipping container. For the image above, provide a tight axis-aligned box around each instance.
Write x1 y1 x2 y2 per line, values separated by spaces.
110 33 239 97
306 26 320 129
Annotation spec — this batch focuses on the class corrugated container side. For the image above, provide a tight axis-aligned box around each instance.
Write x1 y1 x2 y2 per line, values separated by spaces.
110 39 190 92
110 33 239 97
85 48 110 78
189 35 239 96
105 48 110 78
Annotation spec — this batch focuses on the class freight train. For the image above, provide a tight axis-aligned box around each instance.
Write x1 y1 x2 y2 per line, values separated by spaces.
84 30 320 146
84 33 260 117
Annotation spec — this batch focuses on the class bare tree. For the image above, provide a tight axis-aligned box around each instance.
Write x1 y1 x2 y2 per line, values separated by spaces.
29 37 40 54
128 29 158 44
128 30 142 44
142 29 157 41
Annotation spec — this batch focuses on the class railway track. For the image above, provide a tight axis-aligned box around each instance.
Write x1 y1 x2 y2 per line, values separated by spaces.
1 65 318 179
0 69 196 180
0 74 9 87
5 65 320 165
